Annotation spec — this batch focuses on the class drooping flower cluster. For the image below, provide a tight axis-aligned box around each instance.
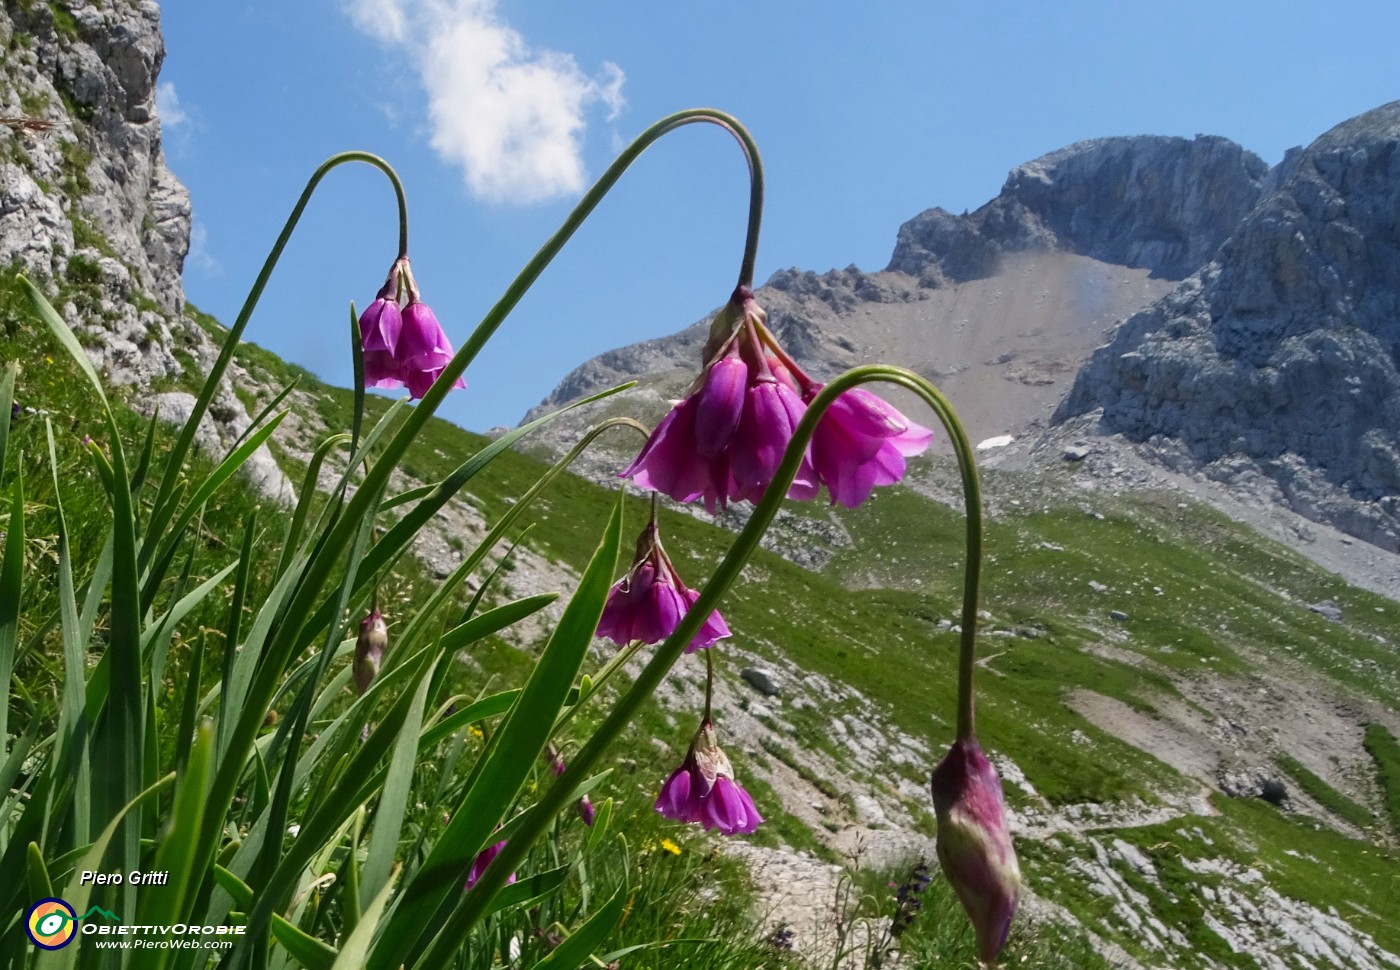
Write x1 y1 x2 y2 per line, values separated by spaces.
655 720 762 835
359 258 466 400
621 285 932 512
930 737 1021 966
596 516 730 653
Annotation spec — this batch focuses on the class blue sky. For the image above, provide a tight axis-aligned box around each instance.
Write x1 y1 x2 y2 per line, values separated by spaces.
159 1 1400 433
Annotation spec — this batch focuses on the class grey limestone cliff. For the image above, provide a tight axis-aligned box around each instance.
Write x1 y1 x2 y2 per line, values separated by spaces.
888 135 1269 284
1057 102 1400 551
1 0 291 501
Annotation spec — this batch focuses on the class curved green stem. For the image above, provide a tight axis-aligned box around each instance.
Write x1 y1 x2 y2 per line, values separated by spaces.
450 364 984 944
150 151 409 522
212 114 757 961
703 648 715 723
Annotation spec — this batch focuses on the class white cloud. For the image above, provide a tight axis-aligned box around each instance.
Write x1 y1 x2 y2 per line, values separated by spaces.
156 80 188 130
344 0 625 204
187 218 219 273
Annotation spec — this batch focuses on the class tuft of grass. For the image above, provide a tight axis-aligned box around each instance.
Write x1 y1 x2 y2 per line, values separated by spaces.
1275 754 1374 832
1363 723 1400 837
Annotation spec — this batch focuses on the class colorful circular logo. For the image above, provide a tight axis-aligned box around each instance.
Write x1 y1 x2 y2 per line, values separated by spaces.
26 898 77 950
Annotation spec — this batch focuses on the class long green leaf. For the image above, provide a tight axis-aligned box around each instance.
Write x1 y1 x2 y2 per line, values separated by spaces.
213 864 254 910
26 842 53 903
174 631 206 778
271 914 337 970
20 276 107 409
128 399 162 495
0 472 23 751
223 510 258 698
276 432 349 579
139 720 214 931
360 667 432 904
480 864 570 918
36 772 174 970
0 361 15 481
143 561 238 665
329 862 396 970
217 551 306 760
139 410 287 605
377 496 623 969
349 303 366 459
299 384 629 663
236 647 441 952
46 420 89 849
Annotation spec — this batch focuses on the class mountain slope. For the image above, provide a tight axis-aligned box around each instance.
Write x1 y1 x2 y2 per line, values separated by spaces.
529 134 1266 446
1058 101 1400 553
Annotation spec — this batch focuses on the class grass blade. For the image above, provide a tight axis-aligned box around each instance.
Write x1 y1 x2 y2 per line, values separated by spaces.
530 887 627 970
329 863 397 970
271 914 337 970
35 771 174 970
360 666 433 904
0 360 15 480
375 495 623 968
19 276 107 410
139 720 214 929
0 472 23 751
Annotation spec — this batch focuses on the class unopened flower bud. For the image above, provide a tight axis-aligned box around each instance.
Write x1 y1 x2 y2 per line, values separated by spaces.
354 611 388 695
930 736 1021 966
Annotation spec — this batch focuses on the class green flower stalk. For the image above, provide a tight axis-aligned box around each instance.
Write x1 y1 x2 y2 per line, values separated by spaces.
457 364 1017 966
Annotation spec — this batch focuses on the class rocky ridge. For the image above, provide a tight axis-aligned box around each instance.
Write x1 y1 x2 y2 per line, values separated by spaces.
531 133 1264 426
531 108 1400 561
1057 102 1400 553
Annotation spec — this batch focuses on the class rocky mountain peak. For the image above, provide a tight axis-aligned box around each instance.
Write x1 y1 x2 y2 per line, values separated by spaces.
1056 101 1400 551
888 134 1269 284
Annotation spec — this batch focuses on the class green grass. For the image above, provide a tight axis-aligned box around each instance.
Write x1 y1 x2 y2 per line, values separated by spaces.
1275 753 1375 832
1363 723 1400 837
9 260 1400 967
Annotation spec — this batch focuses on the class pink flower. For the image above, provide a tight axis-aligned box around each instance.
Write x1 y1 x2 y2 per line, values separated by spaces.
359 260 466 401
596 519 730 653
549 752 597 827
464 839 516 892
655 720 763 836
655 762 703 823
731 374 819 504
359 280 404 389
806 386 934 508
699 776 763 835
622 287 814 513
397 301 467 400
930 737 1021 966
622 284 925 511
353 611 387 696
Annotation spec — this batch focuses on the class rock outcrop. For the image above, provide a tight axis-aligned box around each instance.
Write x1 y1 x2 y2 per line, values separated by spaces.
1 0 188 311
1 1 292 501
887 135 1268 284
530 135 1264 427
1057 102 1400 551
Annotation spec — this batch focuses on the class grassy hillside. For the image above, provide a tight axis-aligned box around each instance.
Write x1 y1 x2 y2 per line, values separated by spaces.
4 280 1398 968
